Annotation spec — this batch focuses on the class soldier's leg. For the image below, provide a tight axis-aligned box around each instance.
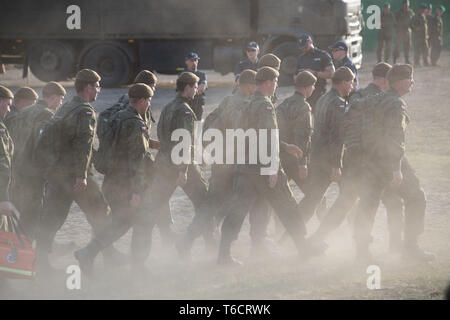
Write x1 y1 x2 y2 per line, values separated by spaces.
404 33 411 64
385 37 392 62
381 190 404 253
17 176 45 240
423 40 430 66
393 34 401 63
248 197 272 249
431 40 442 66
377 33 384 63
414 38 421 66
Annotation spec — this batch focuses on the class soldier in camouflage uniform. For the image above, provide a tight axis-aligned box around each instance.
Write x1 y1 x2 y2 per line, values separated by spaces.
183 52 208 120
74 84 155 275
377 3 395 63
11 82 66 239
411 4 429 66
217 67 322 266
429 5 445 66
35 69 121 271
352 64 433 262
393 0 414 64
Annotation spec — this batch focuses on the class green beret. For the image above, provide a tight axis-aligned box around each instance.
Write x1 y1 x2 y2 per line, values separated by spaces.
438 5 446 12
295 71 317 87
332 66 355 82
42 82 66 97
134 70 157 86
420 3 428 9
255 66 279 82
384 3 390 8
177 72 200 84
14 87 38 100
372 62 392 78
128 83 154 99
76 69 101 83
0 85 14 99
258 54 281 70
427 3 432 9
387 64 413 84
238 69 257 85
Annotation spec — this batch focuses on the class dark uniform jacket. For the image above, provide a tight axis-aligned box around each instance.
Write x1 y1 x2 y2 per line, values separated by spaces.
334 56 359 89
0 120 13 202
276 92 312 166
234 58 258 81
311 88 347 169
297 48 333 90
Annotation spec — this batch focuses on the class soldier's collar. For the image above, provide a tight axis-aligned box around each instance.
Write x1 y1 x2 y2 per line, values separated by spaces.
294 91 306 100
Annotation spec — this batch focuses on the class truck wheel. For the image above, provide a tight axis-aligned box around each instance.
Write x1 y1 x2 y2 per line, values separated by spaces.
29 40 74 82
80 43 132 87
272 41 301 86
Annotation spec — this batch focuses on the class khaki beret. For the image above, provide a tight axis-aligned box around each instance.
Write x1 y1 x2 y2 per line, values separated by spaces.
177 72 200 84
387 64 413 84
134 70 157 86
332 66 355 82
76 69 101 83
128 83 154 99
255 66 280 82
14 87 38 100
258 54 281 70
0 85 14 99
295 71 317 87
372 62 392 78
42 82 66 97
238 69 257 85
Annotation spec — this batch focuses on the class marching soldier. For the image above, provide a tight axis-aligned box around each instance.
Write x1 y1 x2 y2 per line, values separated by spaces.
393 0 414 64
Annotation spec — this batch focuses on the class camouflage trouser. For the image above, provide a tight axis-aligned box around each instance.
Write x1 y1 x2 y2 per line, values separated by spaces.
413 36 429 66
377 32 392 62
353 157 426 250
36 171 111 252
393 31 411 63
12 173 45 240
430 37 442 66
219 169 307 254
207 165 272 244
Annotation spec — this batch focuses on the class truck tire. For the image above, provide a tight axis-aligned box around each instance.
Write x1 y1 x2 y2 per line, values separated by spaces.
29 40 74 82
80 43 132 87
272 41 301 86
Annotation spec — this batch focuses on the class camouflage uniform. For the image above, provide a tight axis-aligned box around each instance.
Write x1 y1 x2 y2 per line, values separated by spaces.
297 88 346 223
377 10 395 62
428 14 443 66
0 120 13 203
36 96 110 253
3 106 20 143
218 91 309 260
183 68 207 120
10 100 54 238
393 8 414 63
353 88 426 253
411 12 429 66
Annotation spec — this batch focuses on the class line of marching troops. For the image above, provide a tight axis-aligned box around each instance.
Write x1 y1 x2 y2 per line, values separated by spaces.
377 1 445 66
0 37 435 282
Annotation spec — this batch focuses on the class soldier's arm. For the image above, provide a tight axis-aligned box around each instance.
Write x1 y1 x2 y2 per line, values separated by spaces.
293 106 313 166
384 103 407 172
258 101 279 172
0 133 12 202
72 107 96 179
175 107 196 174
328 100 346 169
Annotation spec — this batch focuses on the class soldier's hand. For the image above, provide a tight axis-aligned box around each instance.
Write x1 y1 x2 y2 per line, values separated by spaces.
177 171 188 187
285 144 303 159
330 167 342 182
298 165 308 180
391 170 403 187
74 178 88 192
268 173 278 188
130 194 141 208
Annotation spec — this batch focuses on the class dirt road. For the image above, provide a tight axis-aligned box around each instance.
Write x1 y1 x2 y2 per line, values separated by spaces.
1 52 449 299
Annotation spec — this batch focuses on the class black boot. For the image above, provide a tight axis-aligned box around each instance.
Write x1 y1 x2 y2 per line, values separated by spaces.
74 240 102 277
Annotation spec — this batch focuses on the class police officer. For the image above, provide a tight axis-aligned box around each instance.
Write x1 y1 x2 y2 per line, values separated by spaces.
296 34 335 111
329 41 359 89
235 42 259 81
411 3 430 67
35 69 121 271
429 5 445 66
183 52 208 120
296 67 355 224
11 82 66 239
377 3 395 63
74 83 155 276
352 64 433 262
393 0 414 64
217 67 321 266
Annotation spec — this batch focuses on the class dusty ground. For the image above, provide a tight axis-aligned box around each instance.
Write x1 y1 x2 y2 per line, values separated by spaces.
1 51 449 300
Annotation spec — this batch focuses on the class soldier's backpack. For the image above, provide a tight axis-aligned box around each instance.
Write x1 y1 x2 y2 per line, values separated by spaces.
96 95 129 140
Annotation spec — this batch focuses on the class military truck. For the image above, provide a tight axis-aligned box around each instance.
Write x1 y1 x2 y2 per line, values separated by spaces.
0 0 363 86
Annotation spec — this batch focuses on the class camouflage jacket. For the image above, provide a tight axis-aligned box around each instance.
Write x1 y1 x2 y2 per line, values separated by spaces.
276 91 312 166
311 88 347 169
157 94 197 173
395 8 414 33
3 106 21 143
0 120 13 202
349 83 382 103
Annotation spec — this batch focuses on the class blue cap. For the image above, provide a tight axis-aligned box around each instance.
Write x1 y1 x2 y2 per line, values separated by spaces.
247 41 259 51
185 52 200 60
328 41 348 52
298 34 312 49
